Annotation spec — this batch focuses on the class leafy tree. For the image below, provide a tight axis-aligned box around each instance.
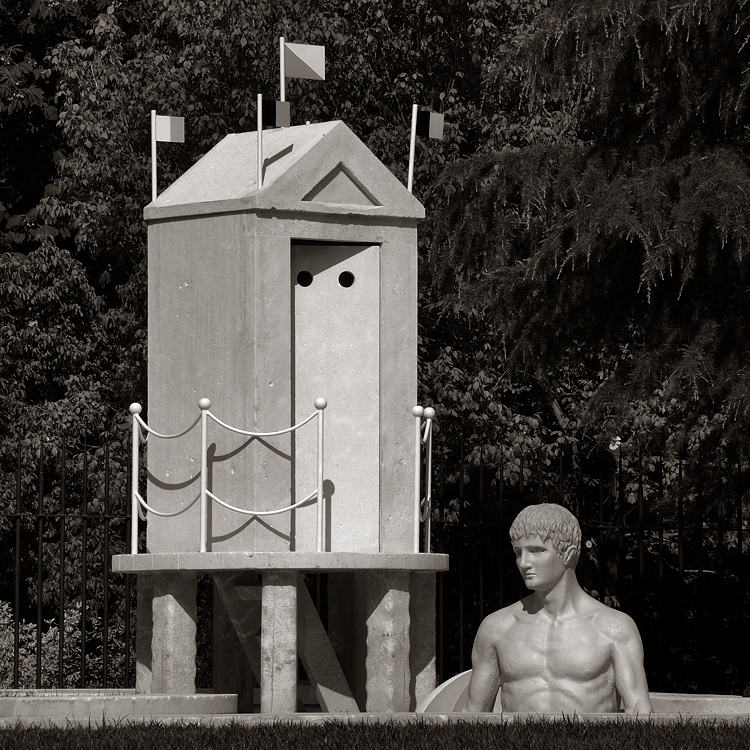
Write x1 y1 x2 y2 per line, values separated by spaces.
424 0 750 487
419 5 750 687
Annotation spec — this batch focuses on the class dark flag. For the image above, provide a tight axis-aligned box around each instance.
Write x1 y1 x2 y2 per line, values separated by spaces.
415 110 445 140
261 99 291 128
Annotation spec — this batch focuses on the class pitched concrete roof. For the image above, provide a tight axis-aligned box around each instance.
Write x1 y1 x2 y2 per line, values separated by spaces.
144 120 424 223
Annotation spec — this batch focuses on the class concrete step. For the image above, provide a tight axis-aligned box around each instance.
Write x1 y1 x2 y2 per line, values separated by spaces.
0 690 237 721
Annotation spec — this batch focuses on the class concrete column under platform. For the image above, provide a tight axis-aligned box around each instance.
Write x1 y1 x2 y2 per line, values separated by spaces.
260 570 298 713
151 571 198 694
409 572 438 710
135 574 153 693
364 570 411 713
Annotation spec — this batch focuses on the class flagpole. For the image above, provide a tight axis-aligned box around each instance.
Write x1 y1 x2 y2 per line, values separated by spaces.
257 93 263 189
151 109 158 202
407 104 418 193
280 36 286 102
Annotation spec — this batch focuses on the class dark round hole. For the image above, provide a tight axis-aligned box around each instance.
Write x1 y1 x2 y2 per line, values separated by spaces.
297 271 313 287
338 271 355 288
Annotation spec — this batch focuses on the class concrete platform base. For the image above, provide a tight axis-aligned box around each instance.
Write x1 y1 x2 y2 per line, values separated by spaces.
0 690 237 721
112 552 449 573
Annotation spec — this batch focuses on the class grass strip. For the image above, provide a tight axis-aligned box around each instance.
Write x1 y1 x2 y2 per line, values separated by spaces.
2 718 750 749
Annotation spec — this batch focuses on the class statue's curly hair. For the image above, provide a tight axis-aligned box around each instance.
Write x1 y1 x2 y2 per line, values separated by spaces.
509 503 581 564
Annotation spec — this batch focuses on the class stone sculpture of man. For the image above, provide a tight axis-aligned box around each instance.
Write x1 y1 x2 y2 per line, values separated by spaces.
463 502 652 714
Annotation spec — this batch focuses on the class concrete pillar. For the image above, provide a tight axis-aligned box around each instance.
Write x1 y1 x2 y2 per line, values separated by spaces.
135 574 153 694
260 570 298 713
409 572 437 710
364 570 411 712
151 571 197 693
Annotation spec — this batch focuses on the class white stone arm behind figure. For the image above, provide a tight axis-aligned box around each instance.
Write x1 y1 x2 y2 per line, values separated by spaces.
463 615 502 712
608 609 653 714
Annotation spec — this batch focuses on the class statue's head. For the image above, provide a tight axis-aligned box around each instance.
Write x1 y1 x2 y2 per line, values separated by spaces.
509 503 582 568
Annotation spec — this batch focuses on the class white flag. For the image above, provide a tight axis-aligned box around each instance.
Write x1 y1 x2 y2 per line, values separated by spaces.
154 114 185 143
284 42 326 81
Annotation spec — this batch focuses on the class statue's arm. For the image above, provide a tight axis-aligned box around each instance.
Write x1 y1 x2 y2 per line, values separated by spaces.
611 614 653 715
462 618 501 712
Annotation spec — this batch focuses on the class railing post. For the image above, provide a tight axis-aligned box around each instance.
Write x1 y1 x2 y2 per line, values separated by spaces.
315 398 327 552
199 398 211 553
413 406 424 553
129 404 142 555
423 407 435 554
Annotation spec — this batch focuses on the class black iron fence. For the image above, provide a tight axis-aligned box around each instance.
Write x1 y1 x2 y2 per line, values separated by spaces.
3 429 749 696
431 439 750 695
1 436 135 689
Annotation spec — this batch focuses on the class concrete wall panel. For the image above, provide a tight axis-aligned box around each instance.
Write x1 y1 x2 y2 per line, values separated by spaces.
379 233 418 553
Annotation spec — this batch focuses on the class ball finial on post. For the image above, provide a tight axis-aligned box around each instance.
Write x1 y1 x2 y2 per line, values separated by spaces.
129 403 142 416
424 407 436 420
315 397 327 410
199 398 211 411
412 406 424 418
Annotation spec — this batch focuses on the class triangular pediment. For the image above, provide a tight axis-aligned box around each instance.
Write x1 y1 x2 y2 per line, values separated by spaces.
302 164 381 207
145 121 423 223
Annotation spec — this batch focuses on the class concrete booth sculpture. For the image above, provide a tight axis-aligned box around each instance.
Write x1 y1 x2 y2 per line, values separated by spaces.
112 121 449 715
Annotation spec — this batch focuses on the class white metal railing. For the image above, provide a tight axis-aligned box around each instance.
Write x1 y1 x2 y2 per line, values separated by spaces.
128 397 327 554
413 405 436 553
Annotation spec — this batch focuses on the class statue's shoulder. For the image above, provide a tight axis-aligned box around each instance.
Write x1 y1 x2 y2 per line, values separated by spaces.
586 597 639 639
479 600 523 632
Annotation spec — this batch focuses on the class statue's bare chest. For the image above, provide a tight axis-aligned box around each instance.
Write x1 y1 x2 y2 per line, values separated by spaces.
498 616 612 682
